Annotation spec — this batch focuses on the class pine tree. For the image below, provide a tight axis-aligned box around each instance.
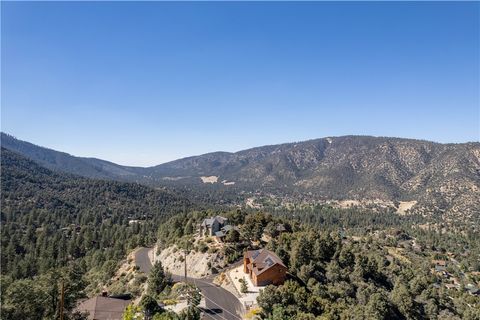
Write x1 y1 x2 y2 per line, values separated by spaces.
148 261 169 295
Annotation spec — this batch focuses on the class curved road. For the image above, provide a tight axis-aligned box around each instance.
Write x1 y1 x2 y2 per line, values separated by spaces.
135 247 154 274
135 248 244 320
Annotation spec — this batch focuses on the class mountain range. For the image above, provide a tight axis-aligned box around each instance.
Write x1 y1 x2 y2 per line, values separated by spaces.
2 132 479 217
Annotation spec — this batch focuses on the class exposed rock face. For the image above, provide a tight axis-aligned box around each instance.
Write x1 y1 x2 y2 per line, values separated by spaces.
147 136 480 216
156 245 223 278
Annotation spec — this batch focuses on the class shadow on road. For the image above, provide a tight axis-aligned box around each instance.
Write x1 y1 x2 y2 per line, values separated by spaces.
202 308 223 315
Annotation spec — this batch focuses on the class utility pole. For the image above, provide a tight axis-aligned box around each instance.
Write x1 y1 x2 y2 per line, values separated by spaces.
59 280 65 320
184 249 187 282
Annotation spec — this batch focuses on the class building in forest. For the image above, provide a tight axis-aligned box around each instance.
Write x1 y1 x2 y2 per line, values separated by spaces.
243 249 287 286
76 295 131 320
199 216 228 237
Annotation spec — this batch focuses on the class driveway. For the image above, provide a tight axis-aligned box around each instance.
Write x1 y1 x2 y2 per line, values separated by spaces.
134 247 244 320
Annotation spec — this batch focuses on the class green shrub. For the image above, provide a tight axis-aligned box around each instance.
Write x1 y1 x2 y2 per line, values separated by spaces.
198 242 208 253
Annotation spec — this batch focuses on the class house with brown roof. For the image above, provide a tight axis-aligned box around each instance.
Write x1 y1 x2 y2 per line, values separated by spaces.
243 249 287 286
76 296 131 320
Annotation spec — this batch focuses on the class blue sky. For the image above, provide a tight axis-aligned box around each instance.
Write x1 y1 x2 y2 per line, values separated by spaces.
2 2 479 166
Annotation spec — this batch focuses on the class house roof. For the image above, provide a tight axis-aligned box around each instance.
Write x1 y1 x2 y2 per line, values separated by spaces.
201 218 213 227
76 296 131 320
201 216 228 227
222 225 234 232
245 249 286 276
214 224 236 238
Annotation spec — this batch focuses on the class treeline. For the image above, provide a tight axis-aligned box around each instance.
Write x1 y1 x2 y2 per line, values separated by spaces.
270 204 423 234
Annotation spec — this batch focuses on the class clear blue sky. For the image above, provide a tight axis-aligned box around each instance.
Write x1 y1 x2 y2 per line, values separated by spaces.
2 2 479 166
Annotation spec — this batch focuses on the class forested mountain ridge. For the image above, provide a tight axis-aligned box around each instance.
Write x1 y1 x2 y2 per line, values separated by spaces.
2 133 479 217
1 147 189 280
0 148 198 319
1 145 479 319
1 132 138 180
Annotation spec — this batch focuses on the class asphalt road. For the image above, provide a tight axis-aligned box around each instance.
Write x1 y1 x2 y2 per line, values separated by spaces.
134 247 244 320
135 247 154 274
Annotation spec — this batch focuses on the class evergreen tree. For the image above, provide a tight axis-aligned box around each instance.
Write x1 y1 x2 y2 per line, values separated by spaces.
148 261 169 296
140 295 162 319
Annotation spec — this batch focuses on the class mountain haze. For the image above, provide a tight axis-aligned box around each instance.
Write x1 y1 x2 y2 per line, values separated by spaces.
2 133 479 216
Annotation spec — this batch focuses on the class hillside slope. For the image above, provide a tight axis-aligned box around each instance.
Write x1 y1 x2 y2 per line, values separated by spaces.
2 133 479 216
1 132 138 180
0 147 190 279
148 136 480 216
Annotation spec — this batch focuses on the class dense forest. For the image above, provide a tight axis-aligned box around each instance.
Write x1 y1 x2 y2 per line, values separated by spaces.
0 149 191 319
259 226 480 319
271 205 480 273
153 210 480 319
1 147 479 319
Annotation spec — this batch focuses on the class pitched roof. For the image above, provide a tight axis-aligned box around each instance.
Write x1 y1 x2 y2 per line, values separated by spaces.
217 216 228 223
245 249 286 275
245 249 261 260
201 218 213 227
201 216 228 227
222 225 234 232
76 296 131 320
